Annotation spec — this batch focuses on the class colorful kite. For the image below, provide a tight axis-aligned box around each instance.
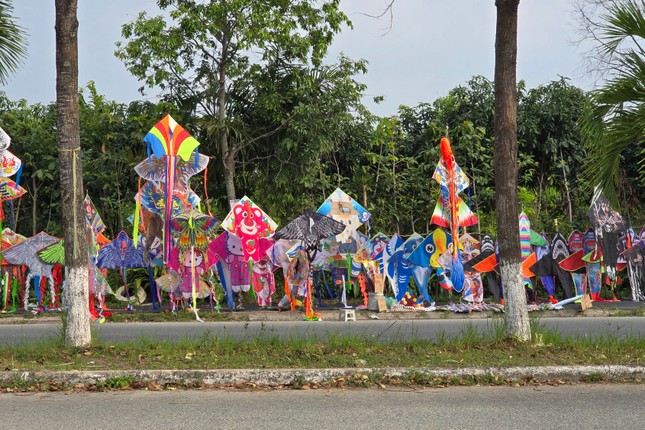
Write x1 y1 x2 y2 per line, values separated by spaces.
430 137 478 291
96 231 146 310
170 208 219 319
317 188 370 256
588 187 627 299
273 209 345 316
141 114 201 263
2 232 60 311
0 127 25 223
221 196 277 263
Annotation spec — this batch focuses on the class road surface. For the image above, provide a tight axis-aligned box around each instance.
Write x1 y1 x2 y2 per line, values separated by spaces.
0 384 642 429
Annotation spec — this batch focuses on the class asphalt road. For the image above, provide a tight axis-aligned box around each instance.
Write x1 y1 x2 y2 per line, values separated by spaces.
1 317 644 345
0 384 643 429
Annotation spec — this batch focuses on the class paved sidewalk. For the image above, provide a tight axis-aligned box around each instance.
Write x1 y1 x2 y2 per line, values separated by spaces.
1 300 643 324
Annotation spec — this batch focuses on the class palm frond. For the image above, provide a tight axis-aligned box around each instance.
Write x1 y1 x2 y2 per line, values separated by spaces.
0 1 28 84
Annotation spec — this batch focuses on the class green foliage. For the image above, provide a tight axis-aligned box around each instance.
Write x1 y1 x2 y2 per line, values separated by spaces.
580 0 645 210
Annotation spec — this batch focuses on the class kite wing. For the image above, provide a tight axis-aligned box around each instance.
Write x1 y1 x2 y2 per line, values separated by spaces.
144 114 200 161
37 240 65 265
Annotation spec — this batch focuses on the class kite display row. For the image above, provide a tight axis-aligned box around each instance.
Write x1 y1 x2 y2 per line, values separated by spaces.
2 122 645 322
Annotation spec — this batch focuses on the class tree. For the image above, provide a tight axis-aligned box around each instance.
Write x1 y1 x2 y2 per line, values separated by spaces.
0 0 27 84
579 0 645 206
494 0 530 341
517 78 587 227
56 0 90 348
116 0 352 205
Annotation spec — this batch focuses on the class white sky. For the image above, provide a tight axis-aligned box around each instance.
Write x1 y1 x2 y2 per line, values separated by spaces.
2 0 595 117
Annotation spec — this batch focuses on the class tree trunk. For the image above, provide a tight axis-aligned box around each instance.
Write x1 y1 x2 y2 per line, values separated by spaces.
56 0 90 348
217 37 236 206
494 0 530 341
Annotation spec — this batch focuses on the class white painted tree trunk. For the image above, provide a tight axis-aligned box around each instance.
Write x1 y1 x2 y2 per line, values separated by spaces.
64 266 90 347
56 0 91 348
499 261 531 341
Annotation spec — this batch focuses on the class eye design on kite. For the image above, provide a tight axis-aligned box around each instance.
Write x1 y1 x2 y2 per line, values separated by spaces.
425 244 435 254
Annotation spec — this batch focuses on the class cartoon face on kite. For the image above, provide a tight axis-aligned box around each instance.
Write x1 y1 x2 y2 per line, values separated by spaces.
222 196 277 262
234 200 267 240
407 229 452 268
317 188 370 254
182 249 205 269
226 232 244 257
0 153 20 176
370 233 389 259
0 128 22 178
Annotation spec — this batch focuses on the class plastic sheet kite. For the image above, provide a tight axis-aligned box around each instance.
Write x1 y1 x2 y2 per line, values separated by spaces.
170 208 219 319
2 231 59 311
221 196 277 263
317 188 370 256
0 127 25 223
430 137 478 291
96 231 146 310
274 208 345 261
141 114 201 263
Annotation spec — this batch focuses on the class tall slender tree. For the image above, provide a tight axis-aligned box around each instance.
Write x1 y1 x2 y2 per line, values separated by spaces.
56 0 90 347
494 0 530 341
0 0 27 84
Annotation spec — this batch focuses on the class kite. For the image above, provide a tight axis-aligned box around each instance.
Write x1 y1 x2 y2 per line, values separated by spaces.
37 238 113 320
2 232 59 311
96 231 147 310
405 233 433 304
170 208 219 319
518 212 534 292
619 232 645 301
530 232 575 302
460 233 483 303
0 127 25 223
582 227 606 302
221 196 277 263
588 187 627 300
430 136 478 291
274 208 345 261
274 209 345 317
1 228 25 312
317 188 371 256
141 114 201 263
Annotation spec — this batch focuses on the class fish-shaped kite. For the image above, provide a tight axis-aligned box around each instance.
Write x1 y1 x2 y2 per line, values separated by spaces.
430 137 478 291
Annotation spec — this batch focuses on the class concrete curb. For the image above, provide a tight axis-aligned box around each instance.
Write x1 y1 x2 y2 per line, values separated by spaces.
1 365 643 387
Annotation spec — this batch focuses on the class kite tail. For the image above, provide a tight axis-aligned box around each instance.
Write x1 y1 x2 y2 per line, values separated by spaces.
450 253 465 293
248 259 256 300
133 177 142 247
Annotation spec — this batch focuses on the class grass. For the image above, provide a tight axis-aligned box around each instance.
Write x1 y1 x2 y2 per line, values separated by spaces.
1 322 643 373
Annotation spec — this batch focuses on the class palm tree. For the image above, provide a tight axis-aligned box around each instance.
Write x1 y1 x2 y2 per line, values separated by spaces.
0 0 27 84
581 0 645 206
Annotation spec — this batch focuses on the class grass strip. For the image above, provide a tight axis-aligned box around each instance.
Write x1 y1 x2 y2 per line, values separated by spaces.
1 323 643 372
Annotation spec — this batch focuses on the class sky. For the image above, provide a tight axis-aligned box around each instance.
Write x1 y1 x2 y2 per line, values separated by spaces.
1 0 596 117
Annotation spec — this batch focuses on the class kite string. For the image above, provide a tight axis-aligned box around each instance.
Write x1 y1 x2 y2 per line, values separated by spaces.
59 147 82 258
